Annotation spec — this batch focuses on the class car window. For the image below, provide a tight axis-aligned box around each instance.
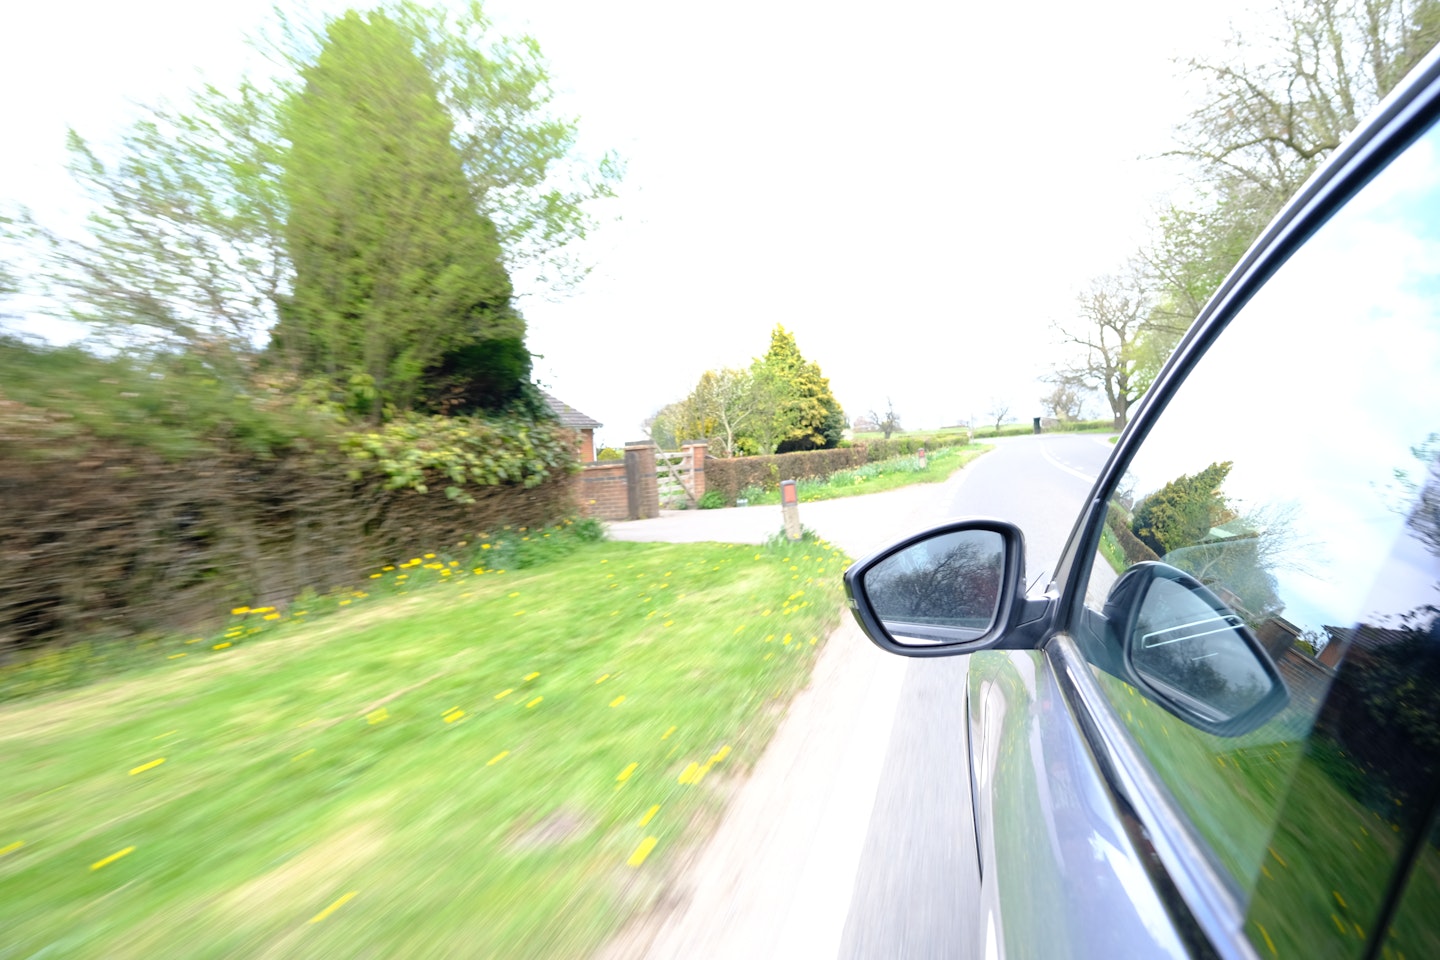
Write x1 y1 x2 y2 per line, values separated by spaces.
1072 115 1440 958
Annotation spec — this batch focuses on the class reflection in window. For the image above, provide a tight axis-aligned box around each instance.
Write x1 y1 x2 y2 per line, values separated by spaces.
1076 116 1440 959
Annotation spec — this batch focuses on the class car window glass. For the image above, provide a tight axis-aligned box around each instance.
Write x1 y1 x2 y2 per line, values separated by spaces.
1074 116 1440 959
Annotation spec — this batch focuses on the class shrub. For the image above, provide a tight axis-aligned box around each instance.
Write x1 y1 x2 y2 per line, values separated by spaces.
698 490 727 509
597 447 623 460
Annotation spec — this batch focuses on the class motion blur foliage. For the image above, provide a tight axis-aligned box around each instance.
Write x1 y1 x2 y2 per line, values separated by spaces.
0 338 577 658
276 9 527 417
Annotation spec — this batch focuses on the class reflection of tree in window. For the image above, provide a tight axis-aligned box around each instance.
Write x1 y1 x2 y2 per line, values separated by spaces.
868 538 1002 628
1126 461 1316 628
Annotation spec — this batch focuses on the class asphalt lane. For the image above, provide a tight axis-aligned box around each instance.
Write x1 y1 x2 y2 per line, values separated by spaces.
837 434 1112 959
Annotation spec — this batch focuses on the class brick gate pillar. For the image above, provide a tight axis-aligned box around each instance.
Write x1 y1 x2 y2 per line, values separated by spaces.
624 442 659 520
682 442 707 500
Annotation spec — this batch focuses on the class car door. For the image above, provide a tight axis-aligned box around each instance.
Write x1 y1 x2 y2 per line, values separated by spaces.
846 49 1440 960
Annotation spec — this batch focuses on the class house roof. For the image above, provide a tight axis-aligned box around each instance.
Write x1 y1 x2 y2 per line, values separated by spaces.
540 390 603 430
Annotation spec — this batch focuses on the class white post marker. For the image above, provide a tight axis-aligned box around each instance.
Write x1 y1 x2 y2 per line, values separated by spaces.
918 447 926 470
781 480 802 541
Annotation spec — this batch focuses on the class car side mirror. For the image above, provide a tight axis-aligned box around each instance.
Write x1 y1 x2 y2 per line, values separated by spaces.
843 520 1033 657
1103 562 1288 737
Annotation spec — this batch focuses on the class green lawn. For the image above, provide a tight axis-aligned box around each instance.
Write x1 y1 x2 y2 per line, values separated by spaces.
0 534 847 958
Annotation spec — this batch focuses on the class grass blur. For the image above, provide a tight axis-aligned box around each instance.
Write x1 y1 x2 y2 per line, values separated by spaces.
739 443 991 505
0 529 848 958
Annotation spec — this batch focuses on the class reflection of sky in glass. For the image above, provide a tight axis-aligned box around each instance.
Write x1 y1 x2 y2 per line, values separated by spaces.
1119 125 1440 638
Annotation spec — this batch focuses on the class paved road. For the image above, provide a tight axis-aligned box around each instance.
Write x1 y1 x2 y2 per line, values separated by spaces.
611 434 1115 959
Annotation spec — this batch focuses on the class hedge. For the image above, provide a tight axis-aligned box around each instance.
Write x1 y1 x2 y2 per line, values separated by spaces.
703 434 978 502
704 447 868 502
0 416 577 659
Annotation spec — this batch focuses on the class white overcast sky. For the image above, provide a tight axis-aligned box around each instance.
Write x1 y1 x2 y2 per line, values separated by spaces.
1 0 1265 445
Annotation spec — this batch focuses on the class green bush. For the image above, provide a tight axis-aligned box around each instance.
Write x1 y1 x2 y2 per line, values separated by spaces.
597 447 623 460
698 490 727 509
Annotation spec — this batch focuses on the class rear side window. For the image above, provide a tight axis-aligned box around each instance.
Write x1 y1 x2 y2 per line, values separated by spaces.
1074 115 1440 958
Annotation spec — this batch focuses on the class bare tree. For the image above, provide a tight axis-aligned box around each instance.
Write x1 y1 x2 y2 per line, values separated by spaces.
986 398 1012 435
1054 271 1149 430
867 398 902 439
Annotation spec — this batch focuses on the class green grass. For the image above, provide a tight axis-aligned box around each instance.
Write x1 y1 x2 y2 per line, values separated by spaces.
1098 524 1127 574
0 532 848 959
739 444 992 505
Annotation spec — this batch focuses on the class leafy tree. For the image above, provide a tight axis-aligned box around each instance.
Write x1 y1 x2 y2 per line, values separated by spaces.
1053 270 1150 430
1173 0 1440 217
740 363 797 456
275 9 524 415
758 325 845 453
1040 379 1087 422
4 82 284 367
3 1 619 372
692 367 760 457
1131 461 1237 557
1145 0 1440 347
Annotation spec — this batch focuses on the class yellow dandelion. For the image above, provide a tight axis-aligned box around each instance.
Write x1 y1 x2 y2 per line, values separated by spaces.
213 642 232 650
309 891 358 924
596 674 610 684
524 672 540 681
369 573 382 579
0 841 24 857
263 613 281 621
525 697 543 708
487 751 509 766
661 725 677 740
383 565 395 571
610 695 626 707
424 553 436 559
616 762 638 782
129 758 165 775
495 689 513 699
230 606 250 615
627 836 659 867
91 846 136 871
168 653 186 660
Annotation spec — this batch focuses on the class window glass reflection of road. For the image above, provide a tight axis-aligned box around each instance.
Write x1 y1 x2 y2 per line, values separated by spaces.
838 434 1112 958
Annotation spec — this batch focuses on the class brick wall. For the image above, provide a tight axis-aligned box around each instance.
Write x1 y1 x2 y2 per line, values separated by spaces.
578 460 628 520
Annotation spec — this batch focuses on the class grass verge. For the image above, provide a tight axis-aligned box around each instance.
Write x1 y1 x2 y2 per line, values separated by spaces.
0 529 849 959
739 443 992 506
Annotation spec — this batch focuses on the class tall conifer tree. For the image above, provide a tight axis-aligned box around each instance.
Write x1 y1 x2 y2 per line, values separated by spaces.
277 9 527 416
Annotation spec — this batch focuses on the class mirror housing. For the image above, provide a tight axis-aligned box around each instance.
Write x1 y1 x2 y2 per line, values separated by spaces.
1103 562 1289 737
844 519 1041 657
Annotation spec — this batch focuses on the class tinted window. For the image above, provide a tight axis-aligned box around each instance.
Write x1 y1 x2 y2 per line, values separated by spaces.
1075 116 1440 958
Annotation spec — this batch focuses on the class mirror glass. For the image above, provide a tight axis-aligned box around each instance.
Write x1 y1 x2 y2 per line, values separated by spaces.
1130 576 1276 722
862 529 1004 644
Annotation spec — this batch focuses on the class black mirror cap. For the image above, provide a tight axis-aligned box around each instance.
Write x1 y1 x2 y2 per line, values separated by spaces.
1105 562 1290 738
843 518 1030 658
